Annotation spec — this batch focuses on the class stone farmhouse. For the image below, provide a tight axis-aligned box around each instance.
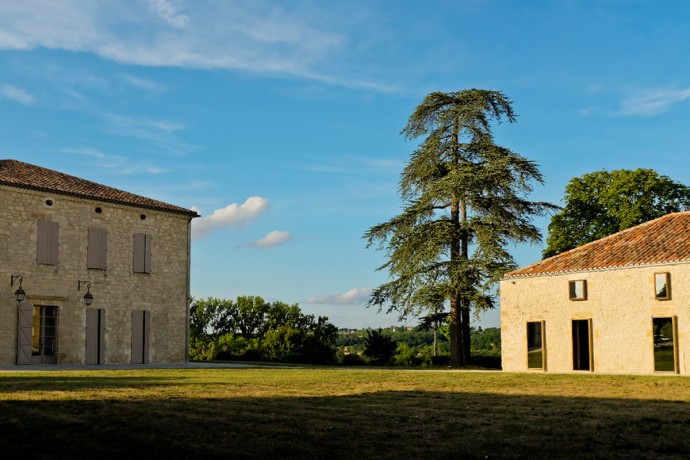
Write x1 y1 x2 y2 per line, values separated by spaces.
501 211 690 375
0 159 198 365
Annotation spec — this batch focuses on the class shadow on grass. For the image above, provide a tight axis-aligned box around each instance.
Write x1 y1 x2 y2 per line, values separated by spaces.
1 388 690 459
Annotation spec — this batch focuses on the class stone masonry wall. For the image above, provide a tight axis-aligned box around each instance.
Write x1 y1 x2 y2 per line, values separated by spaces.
0 184 192 365
501 264 690 375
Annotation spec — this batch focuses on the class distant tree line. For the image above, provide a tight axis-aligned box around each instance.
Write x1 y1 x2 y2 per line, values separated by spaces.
190 296 338 364
337 326 501 368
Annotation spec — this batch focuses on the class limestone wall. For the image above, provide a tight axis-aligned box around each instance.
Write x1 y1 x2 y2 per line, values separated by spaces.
0 184 192 364
501 264 690 375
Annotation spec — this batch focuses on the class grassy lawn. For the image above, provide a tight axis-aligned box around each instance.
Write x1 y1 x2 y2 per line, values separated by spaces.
2 368 690 459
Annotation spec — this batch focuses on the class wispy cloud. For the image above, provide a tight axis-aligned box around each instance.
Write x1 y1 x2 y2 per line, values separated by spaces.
0 1 396 91
121 75 167 92
0 84 34 104
147 0 189 28
307 287 372 305
61 146 168 174
247 230 294 248
192 196 270 239
105 113 191 156
618 88 690 116
302 155 405 175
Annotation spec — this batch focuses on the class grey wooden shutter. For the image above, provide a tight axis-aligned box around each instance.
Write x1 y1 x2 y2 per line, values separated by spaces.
37 220 59 265
48 221 59 265
133 233 152 273
17 302 33 365
87 227 107 269
144 234 152 273
85 309 105 364
131 310 150 364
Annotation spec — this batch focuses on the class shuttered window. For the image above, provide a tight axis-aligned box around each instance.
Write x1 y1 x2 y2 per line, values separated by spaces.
133 233 152 273
37 220 59 265
87 227 108 269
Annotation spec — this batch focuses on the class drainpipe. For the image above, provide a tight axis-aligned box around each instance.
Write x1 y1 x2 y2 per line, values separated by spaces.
185 216 192 363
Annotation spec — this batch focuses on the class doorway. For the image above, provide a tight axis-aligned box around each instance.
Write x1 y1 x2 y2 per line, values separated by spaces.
29 306 58 364
85 308 105 364
572 319 593 371
131 310 150 364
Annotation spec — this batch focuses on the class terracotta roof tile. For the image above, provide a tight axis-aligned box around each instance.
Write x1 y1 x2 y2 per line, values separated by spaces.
506 211 690 278
0 159 198 217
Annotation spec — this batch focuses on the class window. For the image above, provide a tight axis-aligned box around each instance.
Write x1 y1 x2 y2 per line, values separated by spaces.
654 272 671 300
527 321 545 370
36 220 59 265
87 227 108 269
568 280 587 300
133 233 152 273
653 317 678 373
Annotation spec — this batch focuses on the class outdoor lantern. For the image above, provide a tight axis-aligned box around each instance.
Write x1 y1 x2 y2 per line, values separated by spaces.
11 274 25 302
78 280 93 306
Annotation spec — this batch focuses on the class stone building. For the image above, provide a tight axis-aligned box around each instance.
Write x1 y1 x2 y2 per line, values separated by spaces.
501 212 690 375
0 159 198 365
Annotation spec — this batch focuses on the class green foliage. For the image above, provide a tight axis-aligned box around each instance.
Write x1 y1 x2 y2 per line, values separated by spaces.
365 89 555 367
189 296 337 364
394 343 420 366
470 327 501 352
544 169 690 258
336 326 499 368
363 328 398 365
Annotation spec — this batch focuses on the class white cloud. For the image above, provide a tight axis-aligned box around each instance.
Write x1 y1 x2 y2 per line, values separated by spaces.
0 84 34 104
248 230 294 248
192 196 270 238
147 0 188 28
307 287 372 305
618 88 690 116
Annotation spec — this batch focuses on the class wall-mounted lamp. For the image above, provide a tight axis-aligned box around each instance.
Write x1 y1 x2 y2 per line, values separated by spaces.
10 274 25 303
78 280 93 306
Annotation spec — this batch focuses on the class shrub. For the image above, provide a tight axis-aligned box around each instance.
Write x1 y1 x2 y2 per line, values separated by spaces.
470 349 502 369
341 353 366 366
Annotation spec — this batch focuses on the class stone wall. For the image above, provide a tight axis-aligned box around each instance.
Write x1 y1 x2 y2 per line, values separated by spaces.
501 263 690 375
0 184 192 364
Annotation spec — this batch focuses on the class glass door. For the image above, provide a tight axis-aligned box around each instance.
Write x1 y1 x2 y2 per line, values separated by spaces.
32 306 57 364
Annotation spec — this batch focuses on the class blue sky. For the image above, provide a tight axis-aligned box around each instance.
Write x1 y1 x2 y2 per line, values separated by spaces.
2 0 690 329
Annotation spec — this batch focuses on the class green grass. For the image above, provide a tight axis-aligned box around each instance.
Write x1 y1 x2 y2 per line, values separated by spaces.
2 368 690 458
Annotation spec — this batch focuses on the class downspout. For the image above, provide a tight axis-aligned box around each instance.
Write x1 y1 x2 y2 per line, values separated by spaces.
185 216 192 363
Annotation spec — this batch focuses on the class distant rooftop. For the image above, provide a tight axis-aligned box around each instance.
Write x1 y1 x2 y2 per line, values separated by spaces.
0 159 199 217
506 211 690 278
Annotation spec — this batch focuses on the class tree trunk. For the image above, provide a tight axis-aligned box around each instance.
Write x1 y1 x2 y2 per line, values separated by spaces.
448 119 465 368
460 200 471 365
449 295 462 367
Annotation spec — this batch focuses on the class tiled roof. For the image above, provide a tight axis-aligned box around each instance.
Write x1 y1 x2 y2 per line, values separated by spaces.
506 211 690 278
0 159 199 217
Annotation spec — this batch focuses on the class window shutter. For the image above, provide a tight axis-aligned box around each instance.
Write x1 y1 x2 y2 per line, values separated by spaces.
88 227 107 269
144 234 152 273
37 220 59 265
16 302 33 365
133 233 152 273
49 221 59 265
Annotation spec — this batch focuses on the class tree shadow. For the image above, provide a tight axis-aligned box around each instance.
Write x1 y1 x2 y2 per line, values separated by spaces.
1 386 689 459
